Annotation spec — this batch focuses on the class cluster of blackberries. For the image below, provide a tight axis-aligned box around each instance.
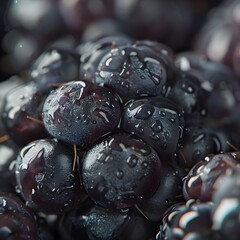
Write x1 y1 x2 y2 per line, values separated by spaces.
1 0 240 240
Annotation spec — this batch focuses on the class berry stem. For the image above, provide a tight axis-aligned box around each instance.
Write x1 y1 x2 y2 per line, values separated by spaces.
0 134 10 143
134 204 149 220
72 144 77 171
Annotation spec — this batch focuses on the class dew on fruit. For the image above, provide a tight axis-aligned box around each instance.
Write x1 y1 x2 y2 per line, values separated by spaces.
126 155 138 168
134 105 155 120
116 169 124 179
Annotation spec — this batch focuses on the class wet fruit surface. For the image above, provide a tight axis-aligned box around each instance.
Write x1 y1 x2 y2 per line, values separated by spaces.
1 1 240 239
15 138 87 214
42 80 122 149
82 133 162 208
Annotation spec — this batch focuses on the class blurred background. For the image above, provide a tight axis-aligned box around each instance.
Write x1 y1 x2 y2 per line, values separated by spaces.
0 0 226 80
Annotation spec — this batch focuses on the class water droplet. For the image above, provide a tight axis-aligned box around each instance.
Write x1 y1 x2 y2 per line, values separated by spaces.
200 108 207 116
83 119 89 124
127 155 138 168
160 111 166 116
181 83 194 93
141 161 148 169
150 133 160 141
134 105 154 120
168 117 175 123
93 108 110 124
116 169 124 179
151 120 163 133
134 123 144 135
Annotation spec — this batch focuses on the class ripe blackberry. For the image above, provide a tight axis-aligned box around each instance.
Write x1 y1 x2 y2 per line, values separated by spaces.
81 133 162 209
122 96 185 162
42 80 122 149
15 138 87 214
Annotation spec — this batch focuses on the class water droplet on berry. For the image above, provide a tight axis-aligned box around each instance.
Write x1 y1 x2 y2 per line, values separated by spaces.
93 108 110 124
151 120 163 133
126 155 138 168
134 105 154 120
141 161 148 169
181 83 194 93
116 169 124 179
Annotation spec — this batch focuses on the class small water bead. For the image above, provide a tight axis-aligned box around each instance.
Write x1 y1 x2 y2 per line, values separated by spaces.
42 80 122 148
181 83 194 94
150 133 160 141
82 133 162 208
168 117 176 123
123 97 185 162
116 170 124 179
134 105 155 120
126 155 138 168
141 161 149 169
160 111 166 116
134 123 144 135
151 120 163 133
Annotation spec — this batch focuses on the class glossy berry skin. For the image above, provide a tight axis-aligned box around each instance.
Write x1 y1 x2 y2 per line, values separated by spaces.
82 133 162 209
178 124 231 169
1 81 49 146
137 164 184 222
133 40 176 82
30 47 80 93
183 152 240 202
118 211 159 240
167 72 209 119
78 35 133 80
0 193 37 239
122 97 185 162
0 140 20 193
42 80 122 149
15 138 87 214
95 45 170 102
134 40 175 61
175 52 240 121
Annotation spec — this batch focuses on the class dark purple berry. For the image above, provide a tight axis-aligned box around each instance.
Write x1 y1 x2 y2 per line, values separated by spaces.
137 164 184 222
82 133 162 209
30 47 80 93
167 72 209 119
122 97 185 162
15 138 87 214
1 81 49 146
178 124 232 169
42 80 122 149
95 45 171 101
0 193 37 240
78 35 133 80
